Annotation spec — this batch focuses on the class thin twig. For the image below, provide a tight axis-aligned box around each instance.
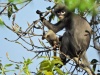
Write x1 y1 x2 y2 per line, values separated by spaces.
6 52 23 64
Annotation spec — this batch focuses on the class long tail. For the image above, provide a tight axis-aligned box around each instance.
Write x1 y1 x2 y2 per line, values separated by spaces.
81 53 96 75
81 51 90 68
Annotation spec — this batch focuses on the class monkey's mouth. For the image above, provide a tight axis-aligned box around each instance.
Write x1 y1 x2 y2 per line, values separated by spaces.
58 16 64 20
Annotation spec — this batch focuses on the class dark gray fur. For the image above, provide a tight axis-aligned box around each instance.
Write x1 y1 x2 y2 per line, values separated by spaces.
41 4 94 74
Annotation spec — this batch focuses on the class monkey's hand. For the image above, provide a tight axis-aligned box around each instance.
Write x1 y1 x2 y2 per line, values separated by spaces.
40 16 46 22
36 10 46 22
36 10 43 16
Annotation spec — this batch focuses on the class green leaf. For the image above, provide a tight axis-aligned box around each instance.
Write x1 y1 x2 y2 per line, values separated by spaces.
91 59 98 72
8 0 14 2
40 60 51 71
51 59 63 68
52 59 63 65
49 13 55 22
93 64 96 72
65 0 79 11
0 63 2 67
8 5 13 18
52 56 63 65
64 0 96 14
0 63 2 69
15 64 20 69
27 59 32 64
54 0 62 3
37 56 48 59
91 59 98 64
0 17 4 26
13 4 18 11
52 56 61 60
45 71 53 75
5 64 13 67
24 58 32 65
54 67 64 75
37 70 43 75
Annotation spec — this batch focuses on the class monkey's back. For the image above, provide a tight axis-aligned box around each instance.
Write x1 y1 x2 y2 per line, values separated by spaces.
72 14 92 50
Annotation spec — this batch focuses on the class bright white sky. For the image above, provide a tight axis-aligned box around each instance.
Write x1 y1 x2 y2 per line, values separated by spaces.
0 0 99 74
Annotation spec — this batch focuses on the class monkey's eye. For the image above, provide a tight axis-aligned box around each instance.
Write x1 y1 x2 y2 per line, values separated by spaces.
57 11 60 13
61 10 65 14
57 10 65 14
61 11 65 14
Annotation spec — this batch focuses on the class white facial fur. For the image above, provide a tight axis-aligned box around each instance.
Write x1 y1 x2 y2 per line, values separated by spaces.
57 11 65 20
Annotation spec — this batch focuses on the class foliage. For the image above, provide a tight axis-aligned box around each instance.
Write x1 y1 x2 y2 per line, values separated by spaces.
0 0 100 75
37 56 66 75
0 17 4 26
22 58 32 75
0 57 33 75
91 59 98 72
8 3 18 18
0 60 14 75
54 0 98 16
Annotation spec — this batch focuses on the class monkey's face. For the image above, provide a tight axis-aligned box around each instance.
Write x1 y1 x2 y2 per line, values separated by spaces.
56 10 66 20
54 4 67 20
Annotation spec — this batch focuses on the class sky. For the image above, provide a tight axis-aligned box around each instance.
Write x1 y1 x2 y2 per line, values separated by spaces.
0 0 100 75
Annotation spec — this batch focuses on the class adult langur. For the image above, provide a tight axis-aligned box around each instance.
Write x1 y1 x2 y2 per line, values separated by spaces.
38 4 94 75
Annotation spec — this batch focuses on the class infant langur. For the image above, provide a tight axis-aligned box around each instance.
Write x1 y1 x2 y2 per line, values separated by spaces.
42 30 59 56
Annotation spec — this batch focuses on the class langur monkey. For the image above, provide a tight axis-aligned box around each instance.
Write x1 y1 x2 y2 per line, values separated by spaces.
42 30 59 56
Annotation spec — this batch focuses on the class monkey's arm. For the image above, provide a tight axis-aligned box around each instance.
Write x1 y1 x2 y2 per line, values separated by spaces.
42 19 64 33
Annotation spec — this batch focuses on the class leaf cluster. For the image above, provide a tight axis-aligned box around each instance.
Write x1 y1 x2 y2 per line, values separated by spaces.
37 56 68 75
54 0 98 15
0 61 13 75
7 3 18 18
